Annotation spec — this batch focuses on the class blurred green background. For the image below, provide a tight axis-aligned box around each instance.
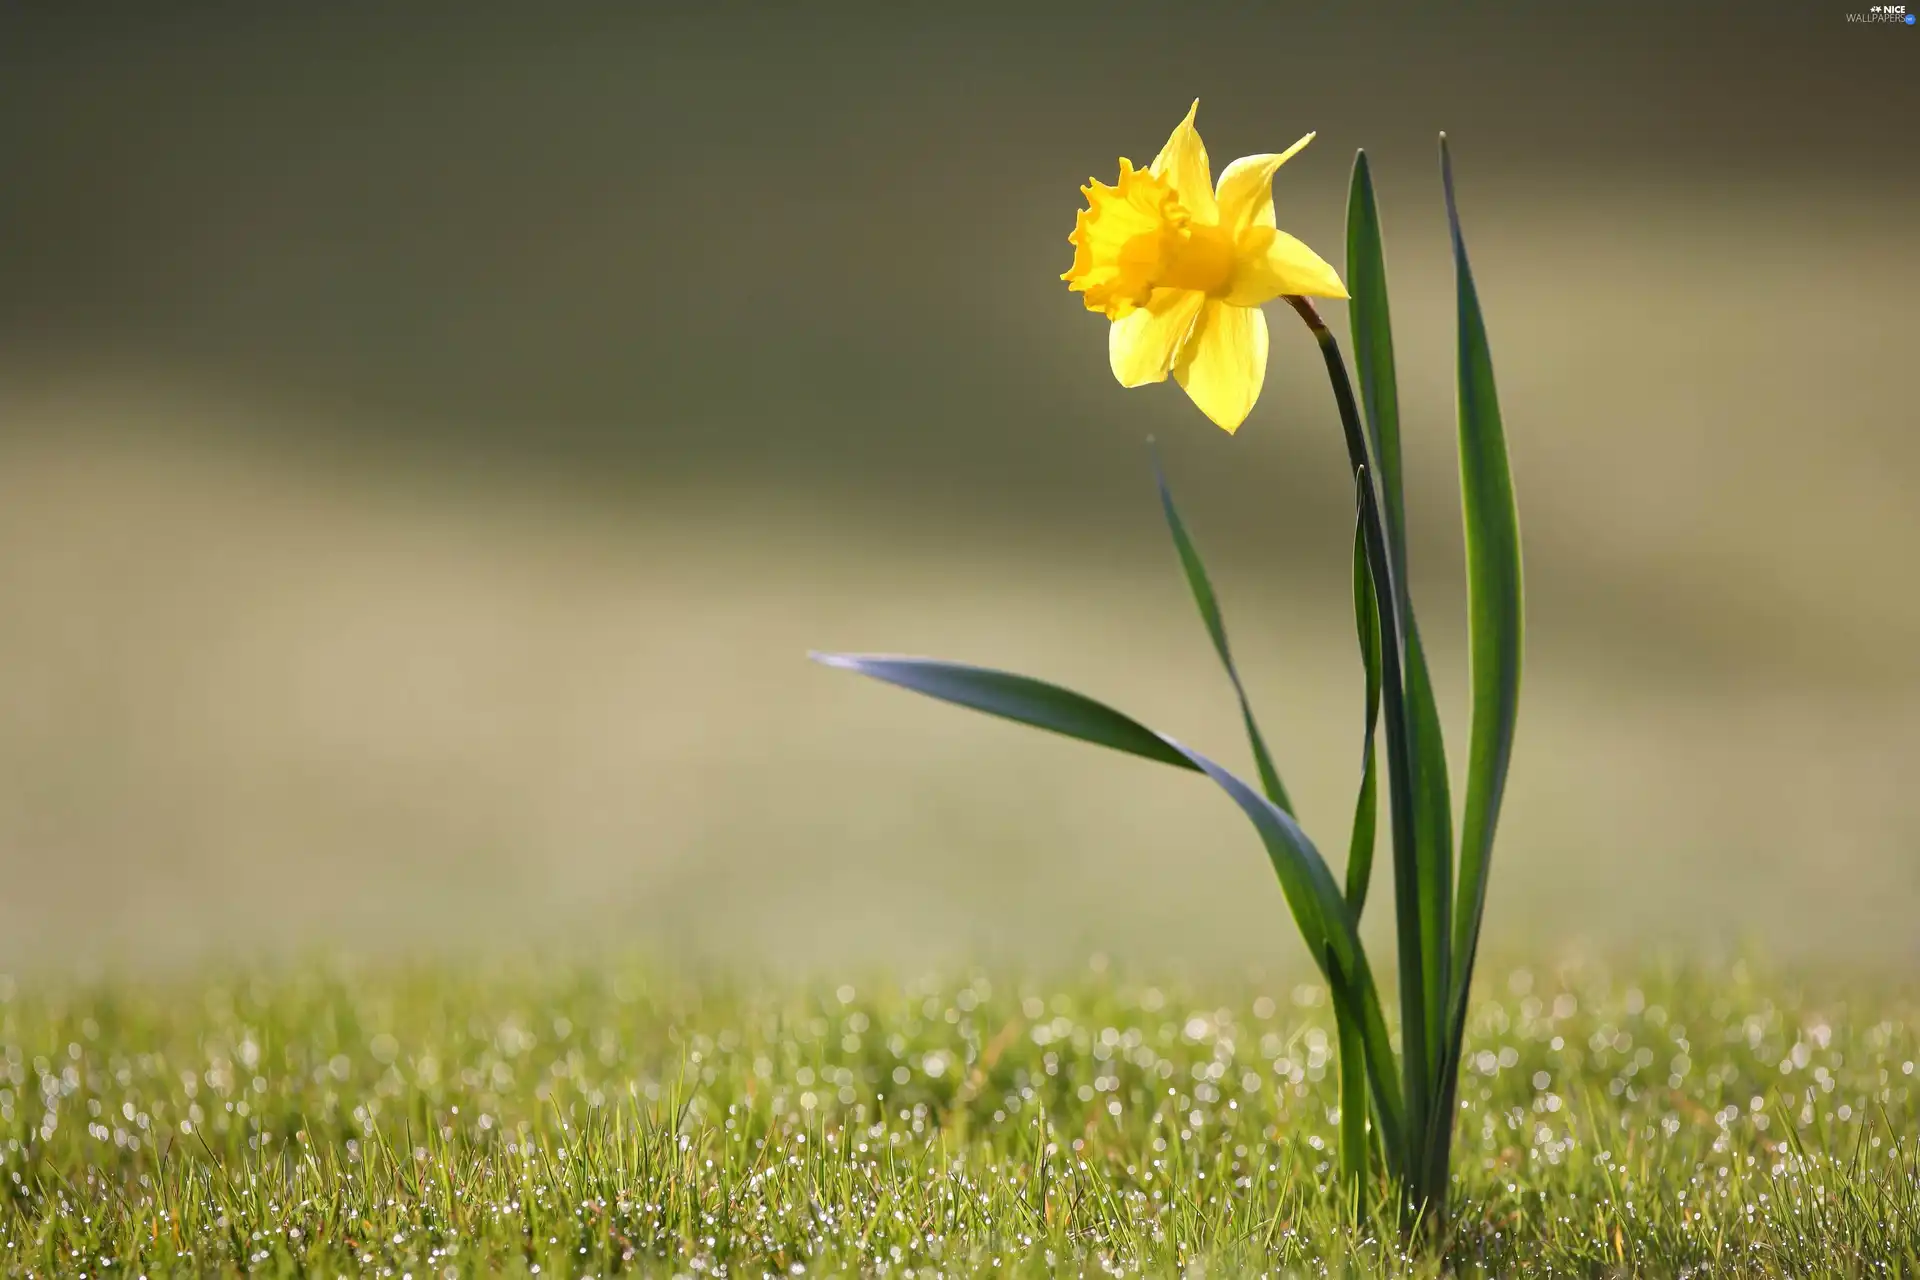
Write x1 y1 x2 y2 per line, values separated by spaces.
0 3 1915 972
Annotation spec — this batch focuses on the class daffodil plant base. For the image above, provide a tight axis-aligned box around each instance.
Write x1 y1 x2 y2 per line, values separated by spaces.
814 107 1523 1235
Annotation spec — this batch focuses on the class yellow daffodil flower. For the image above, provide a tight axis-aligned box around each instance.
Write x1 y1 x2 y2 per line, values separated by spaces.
1063 101 1347 433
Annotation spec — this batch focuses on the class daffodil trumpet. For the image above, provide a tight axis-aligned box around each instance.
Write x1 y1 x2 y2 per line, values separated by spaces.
1061 101 1346 433
815 110 1524 1241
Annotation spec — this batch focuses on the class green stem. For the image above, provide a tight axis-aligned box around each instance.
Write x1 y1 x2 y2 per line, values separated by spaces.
1285 294 1431 1213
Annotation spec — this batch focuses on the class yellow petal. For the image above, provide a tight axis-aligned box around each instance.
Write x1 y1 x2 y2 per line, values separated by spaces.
1174 300 1268 433
1224 226 1348 305
1108 287 1207 388
1213 134 1315 236
1148 100 1217 224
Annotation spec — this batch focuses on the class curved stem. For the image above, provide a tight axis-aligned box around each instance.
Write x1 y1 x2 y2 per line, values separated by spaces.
1286 294 1442 1220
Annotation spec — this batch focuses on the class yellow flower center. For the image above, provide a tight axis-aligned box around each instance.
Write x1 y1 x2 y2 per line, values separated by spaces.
1062 160 1235 318
1159 224 1236 297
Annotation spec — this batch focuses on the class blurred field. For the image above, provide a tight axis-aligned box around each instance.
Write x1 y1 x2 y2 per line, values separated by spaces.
0 354 1915 973
0 4 1916 973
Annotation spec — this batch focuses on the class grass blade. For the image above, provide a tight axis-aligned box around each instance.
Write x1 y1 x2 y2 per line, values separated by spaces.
1435 134 1524 1177
1150 446 1292 815
1347 153 1454 1091
812 648 1407 1163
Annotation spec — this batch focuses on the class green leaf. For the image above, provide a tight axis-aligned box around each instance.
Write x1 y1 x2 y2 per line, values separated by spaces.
1346 152 1407 569
1150 450 1390 1183
1347 151 1454 1090
1440 134 1524 1026
1177 732 1405 1174
811 649 1408 1166
809 653 1197 774
1328 950 1374 1197
1423 138 1525 1203
1403 633 1453 1084
1150 447 1292 815
1346 486 1381 916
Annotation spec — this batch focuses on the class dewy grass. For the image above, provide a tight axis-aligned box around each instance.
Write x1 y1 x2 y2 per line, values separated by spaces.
815 112 1522 1228
0 957 1915 1277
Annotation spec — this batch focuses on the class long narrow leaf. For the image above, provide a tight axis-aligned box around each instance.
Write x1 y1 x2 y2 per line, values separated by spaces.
1425 137 1525 1203
1151 448 1381 1175
1441 134 1524 1022
1404 636 1453 1081
1328 951 1375 1195
1346 153 1407 565
1151 448 1292 815
1346 483 1381 915
811 649 1408 1166
809 654 1198 774
1180 737 1406 1173
1347 154 1455 1089
1332 499 1385 1191
1152 449 1381 1176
